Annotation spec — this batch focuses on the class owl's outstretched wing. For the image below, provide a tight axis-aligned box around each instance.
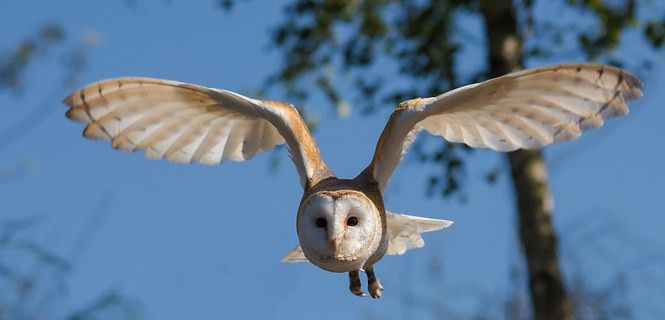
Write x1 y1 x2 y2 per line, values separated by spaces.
63 78 332 187
365 64 643 191
384 212 452 256
281 211 452 262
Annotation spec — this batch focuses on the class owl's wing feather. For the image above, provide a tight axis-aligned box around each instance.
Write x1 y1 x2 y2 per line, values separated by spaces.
63 78 331 187
367 64 643 191
282 245 308 263
385 212 453 256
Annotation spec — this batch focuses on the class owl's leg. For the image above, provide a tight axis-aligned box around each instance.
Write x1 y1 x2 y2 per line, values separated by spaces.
349 270 365 296
365 266 384 299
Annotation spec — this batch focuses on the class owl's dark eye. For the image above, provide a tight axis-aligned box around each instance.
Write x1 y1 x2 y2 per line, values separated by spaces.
315 217 327 228
346 217 358 226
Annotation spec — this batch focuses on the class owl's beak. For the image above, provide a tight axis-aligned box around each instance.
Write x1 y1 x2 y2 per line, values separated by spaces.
328 221 344 253
329 234 342 253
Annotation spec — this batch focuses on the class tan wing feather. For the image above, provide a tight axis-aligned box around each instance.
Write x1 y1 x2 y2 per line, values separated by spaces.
385 212 453 256
282 245 308 263
367 64 643 191
63 78 332 187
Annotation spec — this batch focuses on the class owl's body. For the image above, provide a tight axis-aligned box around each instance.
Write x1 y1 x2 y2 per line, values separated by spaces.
62 63 642 298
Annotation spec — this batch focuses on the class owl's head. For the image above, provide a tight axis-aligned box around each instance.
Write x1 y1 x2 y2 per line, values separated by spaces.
296 190 383 272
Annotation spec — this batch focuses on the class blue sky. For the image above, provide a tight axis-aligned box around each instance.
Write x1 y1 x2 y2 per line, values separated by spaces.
2 1 664 319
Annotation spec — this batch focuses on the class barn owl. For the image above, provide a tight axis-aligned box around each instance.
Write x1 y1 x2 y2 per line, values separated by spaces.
62 64 642 298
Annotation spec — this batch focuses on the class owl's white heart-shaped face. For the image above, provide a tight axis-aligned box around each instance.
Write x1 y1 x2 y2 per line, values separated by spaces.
296 191 383 272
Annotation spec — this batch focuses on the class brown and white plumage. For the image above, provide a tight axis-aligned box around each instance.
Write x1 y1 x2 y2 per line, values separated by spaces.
62 63 643 298
368 64 642 190
63 77 331 187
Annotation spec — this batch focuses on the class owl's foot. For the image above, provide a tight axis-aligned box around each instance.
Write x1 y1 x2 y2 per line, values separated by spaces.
349 270 366 296
365 266 384 299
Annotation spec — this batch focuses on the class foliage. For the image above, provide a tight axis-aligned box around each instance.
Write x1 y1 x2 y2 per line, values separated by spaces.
261 0 473 198
1 25 141 320
0 217 143 320
0 23 91 151
257 0 663 198
0 23 64 92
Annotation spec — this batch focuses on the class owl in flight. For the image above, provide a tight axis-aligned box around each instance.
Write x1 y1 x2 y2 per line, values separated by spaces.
63 64 642 298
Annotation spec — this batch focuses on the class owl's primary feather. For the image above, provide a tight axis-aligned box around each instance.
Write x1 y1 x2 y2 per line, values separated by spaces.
63 78 332 187
368 64 643 191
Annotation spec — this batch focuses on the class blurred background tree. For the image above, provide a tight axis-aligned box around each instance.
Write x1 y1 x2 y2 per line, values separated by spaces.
0 216 143 320
0 24 142 320
219 0 664 319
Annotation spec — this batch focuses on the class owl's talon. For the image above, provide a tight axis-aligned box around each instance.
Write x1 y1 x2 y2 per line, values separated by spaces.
353 290 366 297
350 286 366 297
365 266 383 299
349 270 365 297
368 279 383 298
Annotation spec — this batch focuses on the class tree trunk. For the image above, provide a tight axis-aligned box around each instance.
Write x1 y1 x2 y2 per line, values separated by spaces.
479 1 574 319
